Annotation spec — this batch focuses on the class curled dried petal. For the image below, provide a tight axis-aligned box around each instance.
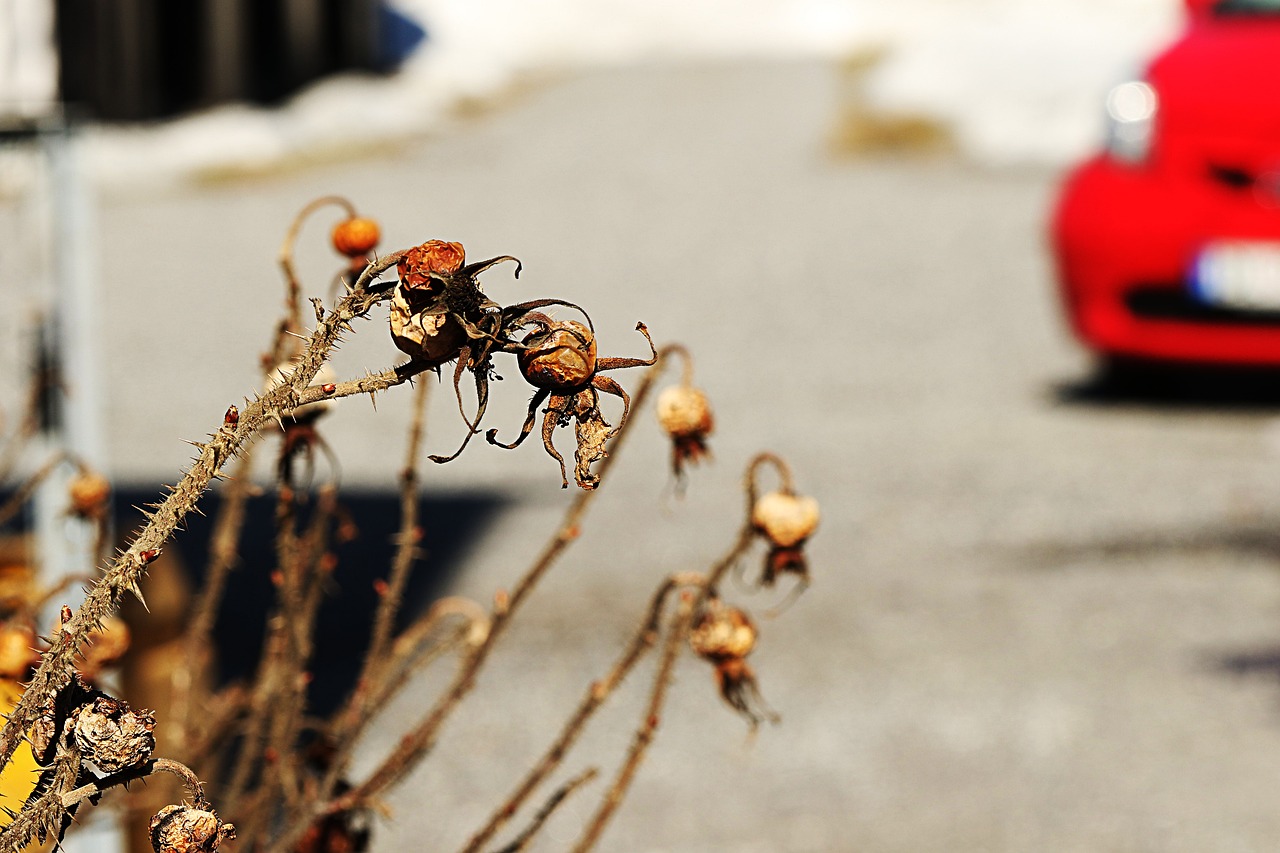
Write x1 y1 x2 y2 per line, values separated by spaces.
397 240 466 291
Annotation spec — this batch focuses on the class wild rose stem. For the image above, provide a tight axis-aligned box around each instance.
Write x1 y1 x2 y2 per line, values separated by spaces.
494 766 600 853
460 573 702 853
325 377 432 787
570 591 698 853
255 344 674 853
0 250 407 782
278 195 357 336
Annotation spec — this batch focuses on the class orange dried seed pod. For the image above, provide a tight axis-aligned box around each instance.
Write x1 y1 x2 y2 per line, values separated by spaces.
330 216 381 257
68 471 111 519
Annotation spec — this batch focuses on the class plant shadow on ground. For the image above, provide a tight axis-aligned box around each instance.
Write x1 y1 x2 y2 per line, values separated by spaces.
1005 522 1280 571
1053 360 1280 411
115 486 509 716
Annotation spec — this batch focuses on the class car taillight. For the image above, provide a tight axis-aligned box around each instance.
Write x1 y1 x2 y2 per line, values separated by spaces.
1105 80 1158 165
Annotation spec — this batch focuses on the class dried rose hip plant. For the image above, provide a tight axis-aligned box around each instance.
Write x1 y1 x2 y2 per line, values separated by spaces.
0 197 820 852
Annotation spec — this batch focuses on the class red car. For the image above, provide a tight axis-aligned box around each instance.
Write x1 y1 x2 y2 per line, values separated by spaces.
1052 0 1280 366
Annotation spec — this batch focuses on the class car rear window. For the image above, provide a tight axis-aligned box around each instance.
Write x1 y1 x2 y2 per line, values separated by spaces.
1216 0 1280 14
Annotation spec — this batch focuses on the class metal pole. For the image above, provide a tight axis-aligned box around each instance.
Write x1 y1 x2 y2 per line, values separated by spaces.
35 114 122 853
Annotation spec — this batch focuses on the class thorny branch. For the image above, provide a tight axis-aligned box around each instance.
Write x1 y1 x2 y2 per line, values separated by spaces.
0 250 410 775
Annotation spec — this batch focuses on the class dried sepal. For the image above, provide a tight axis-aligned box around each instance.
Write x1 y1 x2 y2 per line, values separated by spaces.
149 804 237 853
330 217 381 258
71 694 156 772
572 404 613 491
714 658 778 730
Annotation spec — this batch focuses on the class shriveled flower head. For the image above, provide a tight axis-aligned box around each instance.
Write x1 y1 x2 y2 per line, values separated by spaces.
656 385 714 478
689 600 757 663
68 471 111 520
397 240 466 291
72 694 156 772
330 216 381 258
150 804 236 853
689 600 778 729
751 491 820 548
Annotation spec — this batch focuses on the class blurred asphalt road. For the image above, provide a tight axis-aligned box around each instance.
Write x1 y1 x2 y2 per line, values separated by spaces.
26 60 1280 851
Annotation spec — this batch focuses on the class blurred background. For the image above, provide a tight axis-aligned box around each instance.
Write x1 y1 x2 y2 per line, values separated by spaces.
14 1 1280 851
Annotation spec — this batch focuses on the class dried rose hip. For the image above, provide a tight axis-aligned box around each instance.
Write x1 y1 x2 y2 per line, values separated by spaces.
330 217 381 258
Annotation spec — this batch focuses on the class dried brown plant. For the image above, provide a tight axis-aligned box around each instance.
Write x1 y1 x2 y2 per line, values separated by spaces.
0 197 819 853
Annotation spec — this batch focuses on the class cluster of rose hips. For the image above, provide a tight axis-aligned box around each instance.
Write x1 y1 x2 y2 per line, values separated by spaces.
332 217 657 490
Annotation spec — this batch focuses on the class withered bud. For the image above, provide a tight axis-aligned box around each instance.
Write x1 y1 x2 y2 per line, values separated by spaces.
689 601 757 663
518 321 598 392
0 623 38 679
79 616 131 679
72 694 156 772
656 386 713 439
67 472 111 520
330 216 381 258
656 385 713 477
751 491 820 548
397 240 466 291
150 804 237 853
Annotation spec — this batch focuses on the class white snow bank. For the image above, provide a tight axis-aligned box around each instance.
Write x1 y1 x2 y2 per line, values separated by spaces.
4 0 1188 192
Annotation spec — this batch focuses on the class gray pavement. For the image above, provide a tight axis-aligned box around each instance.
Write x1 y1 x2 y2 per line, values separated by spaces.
14 59 1280 851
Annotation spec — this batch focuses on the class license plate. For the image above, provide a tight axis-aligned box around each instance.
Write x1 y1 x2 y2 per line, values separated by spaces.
1190 242 1280 311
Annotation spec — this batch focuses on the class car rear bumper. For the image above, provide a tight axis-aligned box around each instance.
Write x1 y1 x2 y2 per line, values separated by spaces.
1051 154 1280 364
